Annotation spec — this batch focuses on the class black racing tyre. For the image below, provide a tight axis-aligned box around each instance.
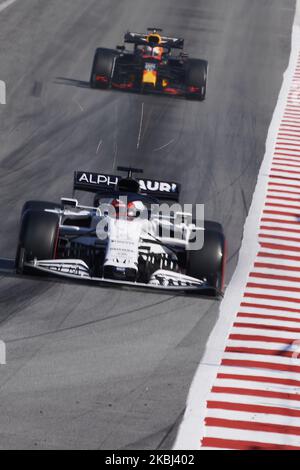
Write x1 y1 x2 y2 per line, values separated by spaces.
15 210 59 274
191 219 223 235
186 59 208 101
90 48 118 89
187 228 226 295
204 220 223 234
21 200 62 217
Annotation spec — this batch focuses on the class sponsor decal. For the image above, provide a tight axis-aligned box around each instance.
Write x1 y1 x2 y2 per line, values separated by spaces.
38 261 90 277
138 179 178 193
145 63 157 71
0 80 6 105
78 172 118 187
75 172 179 195
149 271 204 288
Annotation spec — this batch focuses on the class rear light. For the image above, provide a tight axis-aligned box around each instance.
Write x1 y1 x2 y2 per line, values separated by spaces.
188 86 200 93
96 75 109 83
164 88 181 95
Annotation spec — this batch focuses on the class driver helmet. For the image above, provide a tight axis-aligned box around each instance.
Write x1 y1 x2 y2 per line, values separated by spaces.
127 200 146 220
110 199 146 220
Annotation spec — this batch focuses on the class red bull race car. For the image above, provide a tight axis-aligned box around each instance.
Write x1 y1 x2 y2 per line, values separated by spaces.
90 28 208 100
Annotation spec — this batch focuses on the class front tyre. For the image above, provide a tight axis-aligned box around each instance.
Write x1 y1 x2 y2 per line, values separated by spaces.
186 59 208 101
90 48 118 89
187 228 226 296
15 210 59 274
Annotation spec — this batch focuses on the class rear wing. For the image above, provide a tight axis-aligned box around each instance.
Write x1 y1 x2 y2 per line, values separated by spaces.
124 32 184 49
73 171 181 201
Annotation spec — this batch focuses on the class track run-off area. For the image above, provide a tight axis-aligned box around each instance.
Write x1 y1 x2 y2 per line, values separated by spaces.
176 0 300 450
0 0 297 449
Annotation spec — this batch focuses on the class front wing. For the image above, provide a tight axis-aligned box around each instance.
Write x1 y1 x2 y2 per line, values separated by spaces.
112 63 187 95
24 259 218 295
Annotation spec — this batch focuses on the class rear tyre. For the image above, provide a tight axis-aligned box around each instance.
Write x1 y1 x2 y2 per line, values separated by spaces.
90 48 118 89
15 210 59 274
204 220 223 234
186 59 208 101
187 227 226 296
192 218 223 234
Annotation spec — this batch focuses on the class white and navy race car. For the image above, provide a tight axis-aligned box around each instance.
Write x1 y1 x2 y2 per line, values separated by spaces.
15 167 226 296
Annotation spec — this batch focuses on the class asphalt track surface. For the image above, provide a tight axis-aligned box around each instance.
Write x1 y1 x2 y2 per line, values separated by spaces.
0 0 296 450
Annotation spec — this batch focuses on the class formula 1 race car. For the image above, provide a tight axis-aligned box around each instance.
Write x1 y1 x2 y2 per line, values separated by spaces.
15 167 225 296
90 28 208 100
